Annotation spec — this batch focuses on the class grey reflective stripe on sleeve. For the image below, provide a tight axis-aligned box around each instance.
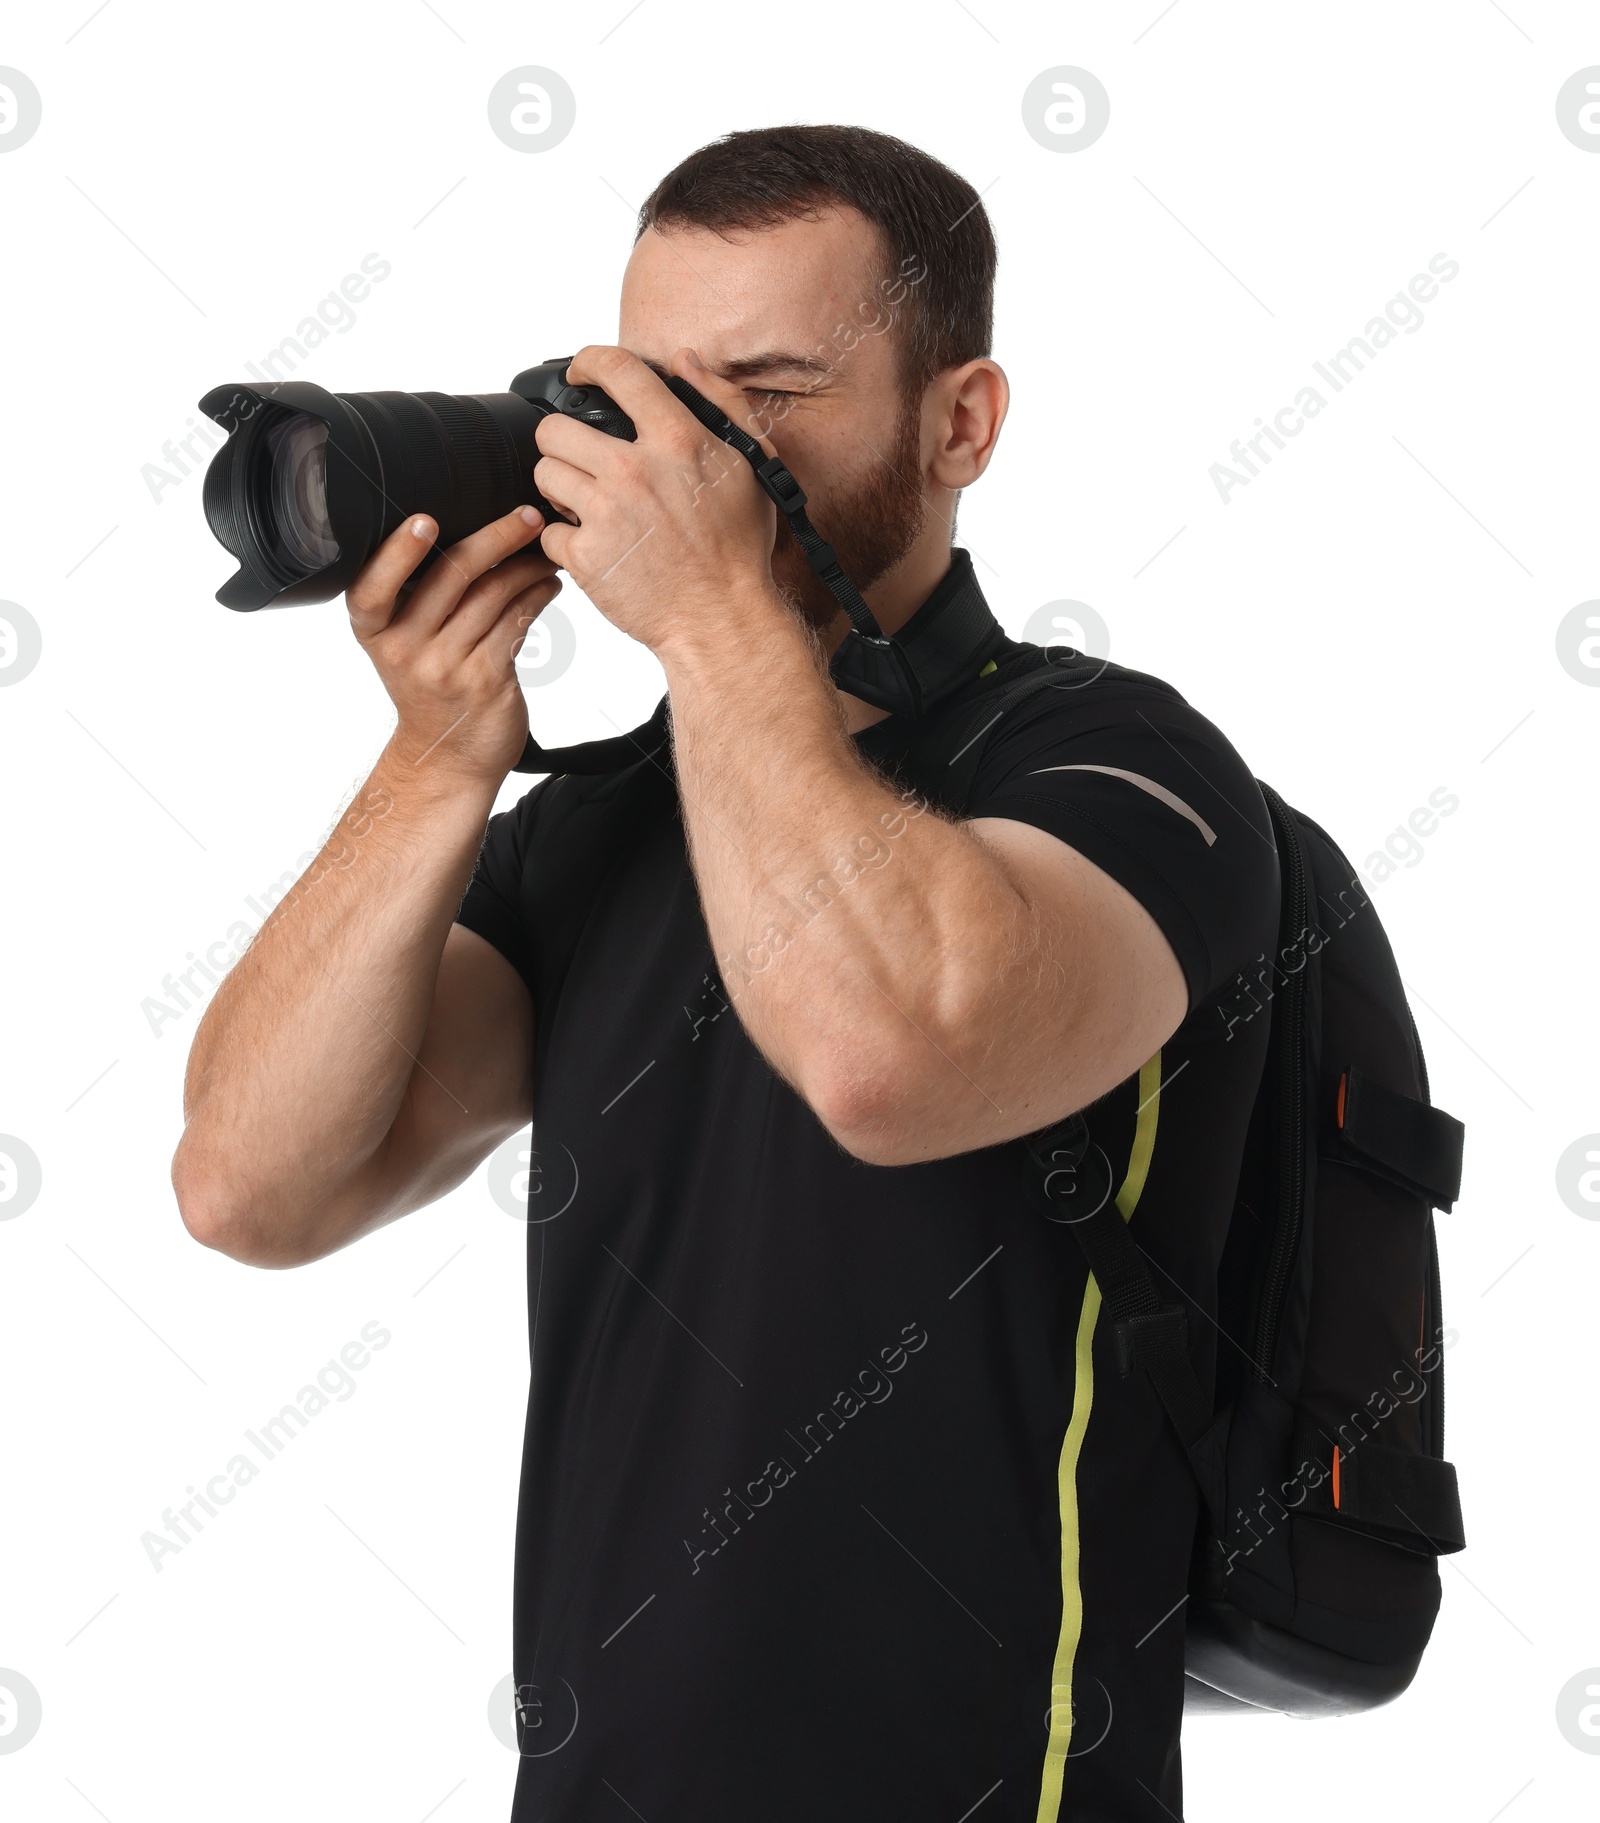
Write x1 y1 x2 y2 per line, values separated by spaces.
1027 764 1218 846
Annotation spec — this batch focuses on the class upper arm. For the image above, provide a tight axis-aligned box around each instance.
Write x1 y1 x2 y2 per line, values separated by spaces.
965 812 1189 1120
368 776 548 1221
862 683 1278 1160
367 922 535 1220
960 681 1277 1120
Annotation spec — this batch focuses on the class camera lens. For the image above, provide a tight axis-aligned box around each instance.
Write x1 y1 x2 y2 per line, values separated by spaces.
264 413 339 575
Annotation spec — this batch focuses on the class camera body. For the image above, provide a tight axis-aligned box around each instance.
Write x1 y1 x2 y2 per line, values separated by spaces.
198 360 633 612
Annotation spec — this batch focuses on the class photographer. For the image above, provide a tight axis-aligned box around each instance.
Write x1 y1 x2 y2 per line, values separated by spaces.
173 126 1278 1821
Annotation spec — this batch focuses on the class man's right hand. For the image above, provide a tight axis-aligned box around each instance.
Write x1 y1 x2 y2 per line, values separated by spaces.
346 504 563 782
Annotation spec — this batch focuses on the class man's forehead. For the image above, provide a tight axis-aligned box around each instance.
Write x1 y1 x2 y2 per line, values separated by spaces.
619 210 888 367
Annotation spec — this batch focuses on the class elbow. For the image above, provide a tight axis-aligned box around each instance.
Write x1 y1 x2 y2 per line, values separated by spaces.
798 968 1004 1167
171 1141 257 1263
172 1156 234 1256
801 1046 943 1169
172 1136 373 1270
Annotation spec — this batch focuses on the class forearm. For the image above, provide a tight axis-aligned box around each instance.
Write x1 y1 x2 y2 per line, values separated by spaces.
661 595 1037 1139
174 738 499 1247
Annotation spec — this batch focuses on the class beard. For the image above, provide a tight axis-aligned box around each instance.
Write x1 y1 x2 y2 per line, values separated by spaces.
768 389 928 637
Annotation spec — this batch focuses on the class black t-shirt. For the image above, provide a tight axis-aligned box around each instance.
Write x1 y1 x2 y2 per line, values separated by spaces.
456 569 1278 1822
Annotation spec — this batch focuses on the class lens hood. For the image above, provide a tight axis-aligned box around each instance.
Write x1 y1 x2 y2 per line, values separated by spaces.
198 380 394 612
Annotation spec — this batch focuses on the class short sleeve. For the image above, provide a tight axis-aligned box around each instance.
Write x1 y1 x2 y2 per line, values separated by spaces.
964 680 1280 1012
454 780 551 1003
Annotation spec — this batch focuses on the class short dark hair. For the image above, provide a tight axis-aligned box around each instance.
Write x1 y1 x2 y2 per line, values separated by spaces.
636 124 996 392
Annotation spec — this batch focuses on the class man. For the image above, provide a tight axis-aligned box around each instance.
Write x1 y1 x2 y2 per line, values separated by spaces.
174 126 1278 1820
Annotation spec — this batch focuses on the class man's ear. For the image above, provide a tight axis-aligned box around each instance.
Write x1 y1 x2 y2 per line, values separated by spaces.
926 359 1009 491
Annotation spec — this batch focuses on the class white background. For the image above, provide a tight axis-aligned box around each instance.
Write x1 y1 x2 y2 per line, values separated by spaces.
2 2 1596 1818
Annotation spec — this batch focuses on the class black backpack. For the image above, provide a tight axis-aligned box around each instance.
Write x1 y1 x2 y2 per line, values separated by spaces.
924 656 1467 1719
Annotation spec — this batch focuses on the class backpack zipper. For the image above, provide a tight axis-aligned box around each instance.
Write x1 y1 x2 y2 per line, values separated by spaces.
1252 785 1309 1381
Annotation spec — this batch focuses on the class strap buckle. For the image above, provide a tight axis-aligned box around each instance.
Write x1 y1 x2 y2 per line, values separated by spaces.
753 455 808 514
1110 1305 1189 1377
1022 1115 1088 1180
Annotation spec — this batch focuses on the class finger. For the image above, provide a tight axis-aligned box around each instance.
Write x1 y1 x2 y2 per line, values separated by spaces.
480 575 562 666
436 547 560 654
532 454 599 525
670 348 781 460
346 514 440 637
537 517 576 576
564 344 692 445
391 505 547 640
534 407 621 476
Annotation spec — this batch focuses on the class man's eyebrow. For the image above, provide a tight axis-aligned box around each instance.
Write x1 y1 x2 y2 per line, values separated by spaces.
717 351 836 384
637 351 835 387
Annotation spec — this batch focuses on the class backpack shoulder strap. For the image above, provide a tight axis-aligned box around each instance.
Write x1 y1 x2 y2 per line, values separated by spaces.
1024 1119 1227 1520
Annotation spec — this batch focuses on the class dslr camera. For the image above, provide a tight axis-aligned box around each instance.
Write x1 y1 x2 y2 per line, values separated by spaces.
198 360 637 612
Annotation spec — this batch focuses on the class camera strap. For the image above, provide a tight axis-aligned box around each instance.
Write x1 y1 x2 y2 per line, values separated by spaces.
514 381 1006 775
660 378 900 656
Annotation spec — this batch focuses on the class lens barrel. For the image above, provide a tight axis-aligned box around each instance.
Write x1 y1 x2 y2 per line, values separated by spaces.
198 361 634 611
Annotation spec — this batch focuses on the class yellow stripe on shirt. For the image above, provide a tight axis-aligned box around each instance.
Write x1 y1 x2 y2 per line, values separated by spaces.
1034 1050 1165 1823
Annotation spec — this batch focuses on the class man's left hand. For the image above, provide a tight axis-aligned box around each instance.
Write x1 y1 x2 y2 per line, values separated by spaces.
533 345 788 660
